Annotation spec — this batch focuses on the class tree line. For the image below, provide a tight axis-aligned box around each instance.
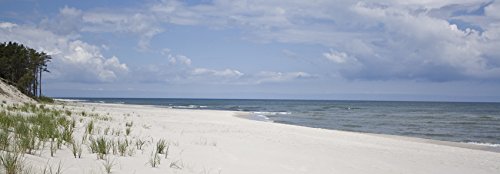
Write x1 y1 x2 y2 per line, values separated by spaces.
0 41 51 99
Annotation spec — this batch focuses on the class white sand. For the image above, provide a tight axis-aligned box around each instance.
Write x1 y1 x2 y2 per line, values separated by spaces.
19 102 498 174
0 79 35 104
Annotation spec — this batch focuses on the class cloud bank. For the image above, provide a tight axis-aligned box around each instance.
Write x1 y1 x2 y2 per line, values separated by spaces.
147 0 500 81
3 0 500 84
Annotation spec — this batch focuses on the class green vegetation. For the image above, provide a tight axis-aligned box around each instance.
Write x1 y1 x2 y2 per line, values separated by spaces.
70 139 83 159
169 160 183 170
135 138 146 150
89 136 111 160
125 121 133 127
0 151 24 174
86 121 94 135
42 161 63 174
0 98 180 172
0 104 74 153
102 157 115 174
117 139 129 157
0 103 76 173
0 41 52 100
148 148 161 168
38 96 54 103
125 127 131 136
156 139 167 154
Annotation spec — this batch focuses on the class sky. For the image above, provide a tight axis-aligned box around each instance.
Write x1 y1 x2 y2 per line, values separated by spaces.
1 0 500 102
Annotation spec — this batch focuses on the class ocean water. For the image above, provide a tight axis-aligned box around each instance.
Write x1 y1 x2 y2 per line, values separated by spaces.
67 98 500 146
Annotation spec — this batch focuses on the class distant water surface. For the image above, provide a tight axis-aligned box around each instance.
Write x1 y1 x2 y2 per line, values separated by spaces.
63 98 500 146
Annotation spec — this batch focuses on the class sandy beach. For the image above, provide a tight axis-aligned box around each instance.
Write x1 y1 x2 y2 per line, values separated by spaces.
3 1 500 173
6 101 495 174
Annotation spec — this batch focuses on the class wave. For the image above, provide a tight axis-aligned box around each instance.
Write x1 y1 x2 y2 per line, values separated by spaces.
252 111 291 115
172 105 208 109
465 142 500 147
55 98 88 102
248 114 273 122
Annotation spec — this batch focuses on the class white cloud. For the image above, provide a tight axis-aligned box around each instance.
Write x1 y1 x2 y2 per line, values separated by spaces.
252 71 315 84
0 22 128 83
323 49 354 64
82 12 163 50
347 1 500 80
39 6 163 50
12 0 500 82
133 50 314 85
0 22 17 29
133 51 246 84
146 0 500 81
485 1 500 19
192 68 244 78
168 54 192 66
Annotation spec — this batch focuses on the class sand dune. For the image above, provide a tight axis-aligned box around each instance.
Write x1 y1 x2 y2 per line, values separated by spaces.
0 79 35 104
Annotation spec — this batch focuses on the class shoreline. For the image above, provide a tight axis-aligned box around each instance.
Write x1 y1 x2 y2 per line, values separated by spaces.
24 100 498 174
75 100 500 153
8 102 500 174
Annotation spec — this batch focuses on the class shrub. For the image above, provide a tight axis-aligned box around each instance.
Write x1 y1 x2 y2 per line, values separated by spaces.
38 96 54 103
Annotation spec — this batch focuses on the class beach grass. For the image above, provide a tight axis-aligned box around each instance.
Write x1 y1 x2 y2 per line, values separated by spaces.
156 139 167 154
118 139 128 156
148 148 161 168
0 103 74 159
135 138 146 150
102 157 115 174
0 150 24 174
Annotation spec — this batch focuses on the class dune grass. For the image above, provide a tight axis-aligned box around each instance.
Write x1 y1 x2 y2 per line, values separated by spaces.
0 103 79 173
0 103 182 173
0 103 74 153
118 139 129 157
0 150 24 174
148 148 161 168
89 136 111 160
125 127 131 136
86 121 94 135
156 139 167 154
42 161 63 174
102 157 115 174
135 138 146 150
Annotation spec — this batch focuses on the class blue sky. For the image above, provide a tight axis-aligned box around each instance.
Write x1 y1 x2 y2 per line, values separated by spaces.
1 0 500 101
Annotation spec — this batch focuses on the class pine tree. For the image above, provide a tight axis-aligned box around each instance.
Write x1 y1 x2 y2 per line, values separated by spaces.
0 41 51 99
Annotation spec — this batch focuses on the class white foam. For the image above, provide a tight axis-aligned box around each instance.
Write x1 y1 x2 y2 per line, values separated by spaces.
55 98 87 102
252 111 291 115
466 142 500 147
254 114 273 122
174 105 199 109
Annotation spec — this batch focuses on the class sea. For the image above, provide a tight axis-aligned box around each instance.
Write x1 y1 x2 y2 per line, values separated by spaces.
63 98 500 147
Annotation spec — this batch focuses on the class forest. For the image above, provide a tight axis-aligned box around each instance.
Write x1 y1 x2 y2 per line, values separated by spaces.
0 41 51 99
